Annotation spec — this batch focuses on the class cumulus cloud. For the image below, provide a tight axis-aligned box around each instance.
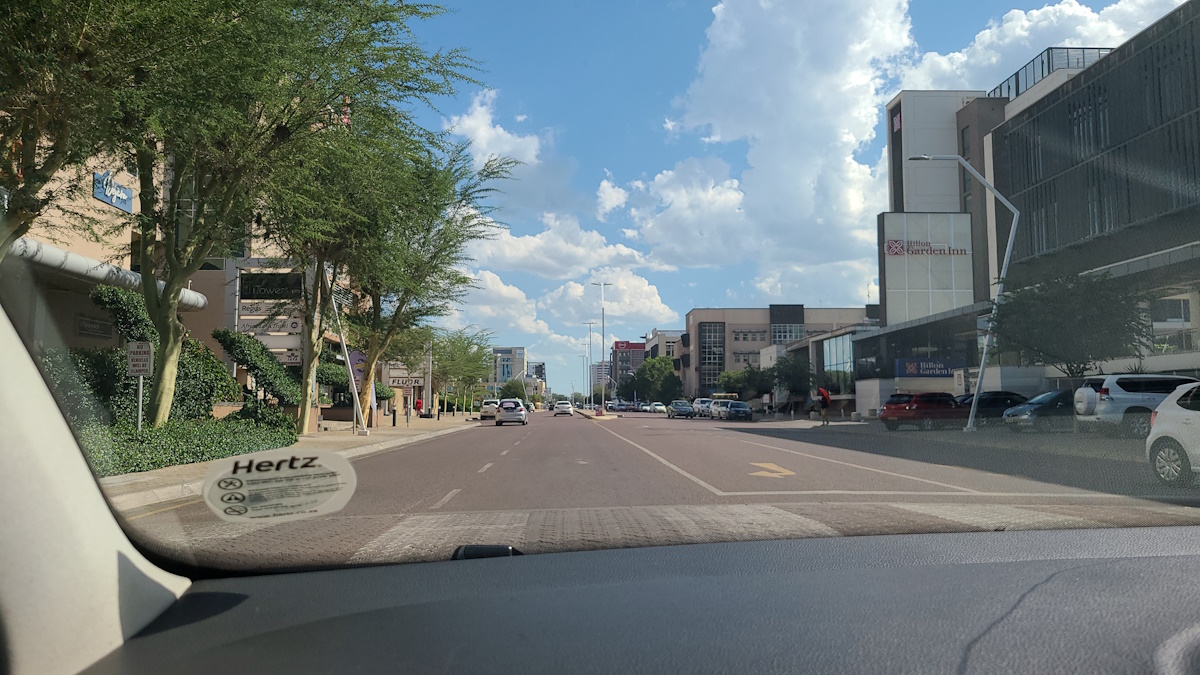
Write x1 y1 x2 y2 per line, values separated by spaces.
460 270 551 335
444 90 541 168
596 177 629 221
538 267 680 327
902 0 1184 90
627 157 750 267
515 113 528 122
467 212 672 279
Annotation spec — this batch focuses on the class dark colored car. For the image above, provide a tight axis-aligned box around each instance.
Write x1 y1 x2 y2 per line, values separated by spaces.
953 391 1028 426
879 392 961 431
1003 389 1075 432
725 401 754 421
667 400 695 418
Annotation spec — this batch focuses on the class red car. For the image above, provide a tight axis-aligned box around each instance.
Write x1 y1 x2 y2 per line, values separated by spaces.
879 392 963 431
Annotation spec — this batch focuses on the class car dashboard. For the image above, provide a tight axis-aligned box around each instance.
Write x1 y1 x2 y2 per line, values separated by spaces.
81 526 1200 674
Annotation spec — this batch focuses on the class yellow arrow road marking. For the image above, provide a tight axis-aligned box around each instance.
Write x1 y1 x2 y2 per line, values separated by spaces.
749 462 795 478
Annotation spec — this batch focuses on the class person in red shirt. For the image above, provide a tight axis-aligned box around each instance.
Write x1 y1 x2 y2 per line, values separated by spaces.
817 387 831 426
414 398 423 415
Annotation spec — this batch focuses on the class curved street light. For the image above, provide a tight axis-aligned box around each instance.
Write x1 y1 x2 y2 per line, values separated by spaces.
908 154 1021 432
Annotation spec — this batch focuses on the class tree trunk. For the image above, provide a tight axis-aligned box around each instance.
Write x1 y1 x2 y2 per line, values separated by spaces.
357 348 381 424
0 208 37 268
148 312 184 427
296 263 325 434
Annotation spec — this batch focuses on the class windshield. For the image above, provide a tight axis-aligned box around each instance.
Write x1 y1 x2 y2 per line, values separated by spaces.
8 0 1200 574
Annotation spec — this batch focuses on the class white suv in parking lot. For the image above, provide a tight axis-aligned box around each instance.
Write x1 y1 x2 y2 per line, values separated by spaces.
1074 374 1199 438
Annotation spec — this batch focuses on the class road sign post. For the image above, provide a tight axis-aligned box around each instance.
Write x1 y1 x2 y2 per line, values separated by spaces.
127 341 154 432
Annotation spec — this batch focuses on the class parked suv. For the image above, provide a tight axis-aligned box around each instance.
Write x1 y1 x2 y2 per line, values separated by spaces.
879 392 961 431
710 400 732 420
1074 374 1200 438
480 399 499 420
693 398 713 417
1146 382 1200 486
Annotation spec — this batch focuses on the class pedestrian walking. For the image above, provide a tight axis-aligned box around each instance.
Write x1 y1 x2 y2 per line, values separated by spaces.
415 398 423 416
817 387 831 426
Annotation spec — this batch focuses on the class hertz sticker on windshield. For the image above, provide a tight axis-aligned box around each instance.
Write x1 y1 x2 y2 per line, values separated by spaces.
202 449 356 523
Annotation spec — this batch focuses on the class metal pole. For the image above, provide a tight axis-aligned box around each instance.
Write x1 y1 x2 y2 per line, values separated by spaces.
329 296 368 435
592 281 611 411
137 375 143 433
909 154 1021 432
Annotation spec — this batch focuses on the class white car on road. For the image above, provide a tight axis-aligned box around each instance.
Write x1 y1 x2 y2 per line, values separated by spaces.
650 402 667 414
1075 374 1199 438
1146 382 1200 485
553 401 574 416
693 398 713 417
495 399 528 426
480 399 499 420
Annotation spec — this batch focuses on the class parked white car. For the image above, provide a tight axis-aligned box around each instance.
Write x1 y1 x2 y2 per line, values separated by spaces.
554 400 574 416
1074 374 1199 438
693 398 713 418
494 399 528 426
480 399 499 420
710 400 732 420
650 402 666 413
1146 382 1200 486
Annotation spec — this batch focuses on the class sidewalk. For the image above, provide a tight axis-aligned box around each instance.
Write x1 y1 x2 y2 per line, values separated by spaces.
100 413 480 513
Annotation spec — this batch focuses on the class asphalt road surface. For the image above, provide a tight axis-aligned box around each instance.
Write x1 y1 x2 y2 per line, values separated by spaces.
127 412 1200 570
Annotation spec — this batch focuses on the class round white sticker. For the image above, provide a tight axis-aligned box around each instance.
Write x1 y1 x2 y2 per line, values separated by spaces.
202 449 357 523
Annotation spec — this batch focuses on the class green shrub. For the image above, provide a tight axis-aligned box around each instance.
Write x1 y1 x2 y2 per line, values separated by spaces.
374 381 395 400
316 361 350 388
212 328 303 405
78 416 298 477
89 285 158 342
232 401 299 432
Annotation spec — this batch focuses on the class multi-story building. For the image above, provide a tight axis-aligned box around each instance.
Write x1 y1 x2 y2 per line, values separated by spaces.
526 361 546 381
589 361 611 390
484 346 527 394
644 329 682 360
865 2 1200 404
676 305 871 397
610 341 646 388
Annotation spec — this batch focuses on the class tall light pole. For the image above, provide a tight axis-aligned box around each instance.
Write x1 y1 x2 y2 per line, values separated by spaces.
583 321 597 406
591 281 612 410
909 154 1021 432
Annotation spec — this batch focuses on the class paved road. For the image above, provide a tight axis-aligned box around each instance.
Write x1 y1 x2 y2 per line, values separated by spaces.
126 412 1200 570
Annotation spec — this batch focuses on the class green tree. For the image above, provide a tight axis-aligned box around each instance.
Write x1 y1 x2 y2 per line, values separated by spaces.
771 353 812 402
348 145 513 421
715 366 774 401
117 0 473 427
431 327 494 394
498 379 527 401
716 369 746 396
624 356 684 403
991 272 1152 381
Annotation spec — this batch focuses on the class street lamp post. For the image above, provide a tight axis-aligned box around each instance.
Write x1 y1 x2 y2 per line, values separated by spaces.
909 154 1021 432
591 281 612 411
583 321 597 407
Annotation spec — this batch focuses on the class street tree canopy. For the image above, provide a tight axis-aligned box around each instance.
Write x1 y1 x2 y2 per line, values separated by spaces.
990 272 1152 381
620 357 684 403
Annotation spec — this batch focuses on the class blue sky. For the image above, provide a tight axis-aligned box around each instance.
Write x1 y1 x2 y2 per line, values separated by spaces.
411 0 1182 395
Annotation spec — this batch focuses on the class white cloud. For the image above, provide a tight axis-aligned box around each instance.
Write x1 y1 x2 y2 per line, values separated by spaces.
628 157 750 267
443 90 541 168
595 178 629 221
663 117 680 134
460 270 551 335
902 0 1185 90
538 267 679 327
467 212 672 279
620 228 640 240
515 113 528 122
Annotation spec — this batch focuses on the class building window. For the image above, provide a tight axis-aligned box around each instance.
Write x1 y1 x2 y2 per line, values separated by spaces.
698 322 726 392
770 324 804 344
960 126 971 159
665 343 674 357
1152 298 1191 323
821 334 854 396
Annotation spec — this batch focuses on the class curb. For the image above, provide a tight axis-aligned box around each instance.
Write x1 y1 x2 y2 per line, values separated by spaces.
106 423 479 512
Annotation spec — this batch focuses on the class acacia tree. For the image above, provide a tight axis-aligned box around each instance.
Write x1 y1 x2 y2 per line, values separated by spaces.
0 1 164 264
990 272 1152 381
348 144 514 421
771 353 812 402
259 106 423 432
116 0 472 427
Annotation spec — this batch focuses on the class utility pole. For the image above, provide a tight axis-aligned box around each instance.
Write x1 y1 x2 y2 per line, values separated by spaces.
591 281 612 411
583 321 597 407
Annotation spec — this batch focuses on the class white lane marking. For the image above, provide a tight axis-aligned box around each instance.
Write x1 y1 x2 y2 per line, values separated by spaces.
714 490 1130 497
478 463 494 473
514 440 521 446
429 489 461 510
594 422 724 495
500 449 510 456
733 438 981 493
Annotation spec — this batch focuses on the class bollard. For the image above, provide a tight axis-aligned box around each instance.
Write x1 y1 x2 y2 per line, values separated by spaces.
392 408 397 427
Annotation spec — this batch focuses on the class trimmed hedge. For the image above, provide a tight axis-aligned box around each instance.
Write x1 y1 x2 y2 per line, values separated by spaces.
90 285 158 342
79 415 298 477
212 328 303 405
316 361 350 388
374 381 395 400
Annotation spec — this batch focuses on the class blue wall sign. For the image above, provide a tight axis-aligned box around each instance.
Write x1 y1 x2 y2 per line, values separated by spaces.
894 358 965 378
92 171 134 213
